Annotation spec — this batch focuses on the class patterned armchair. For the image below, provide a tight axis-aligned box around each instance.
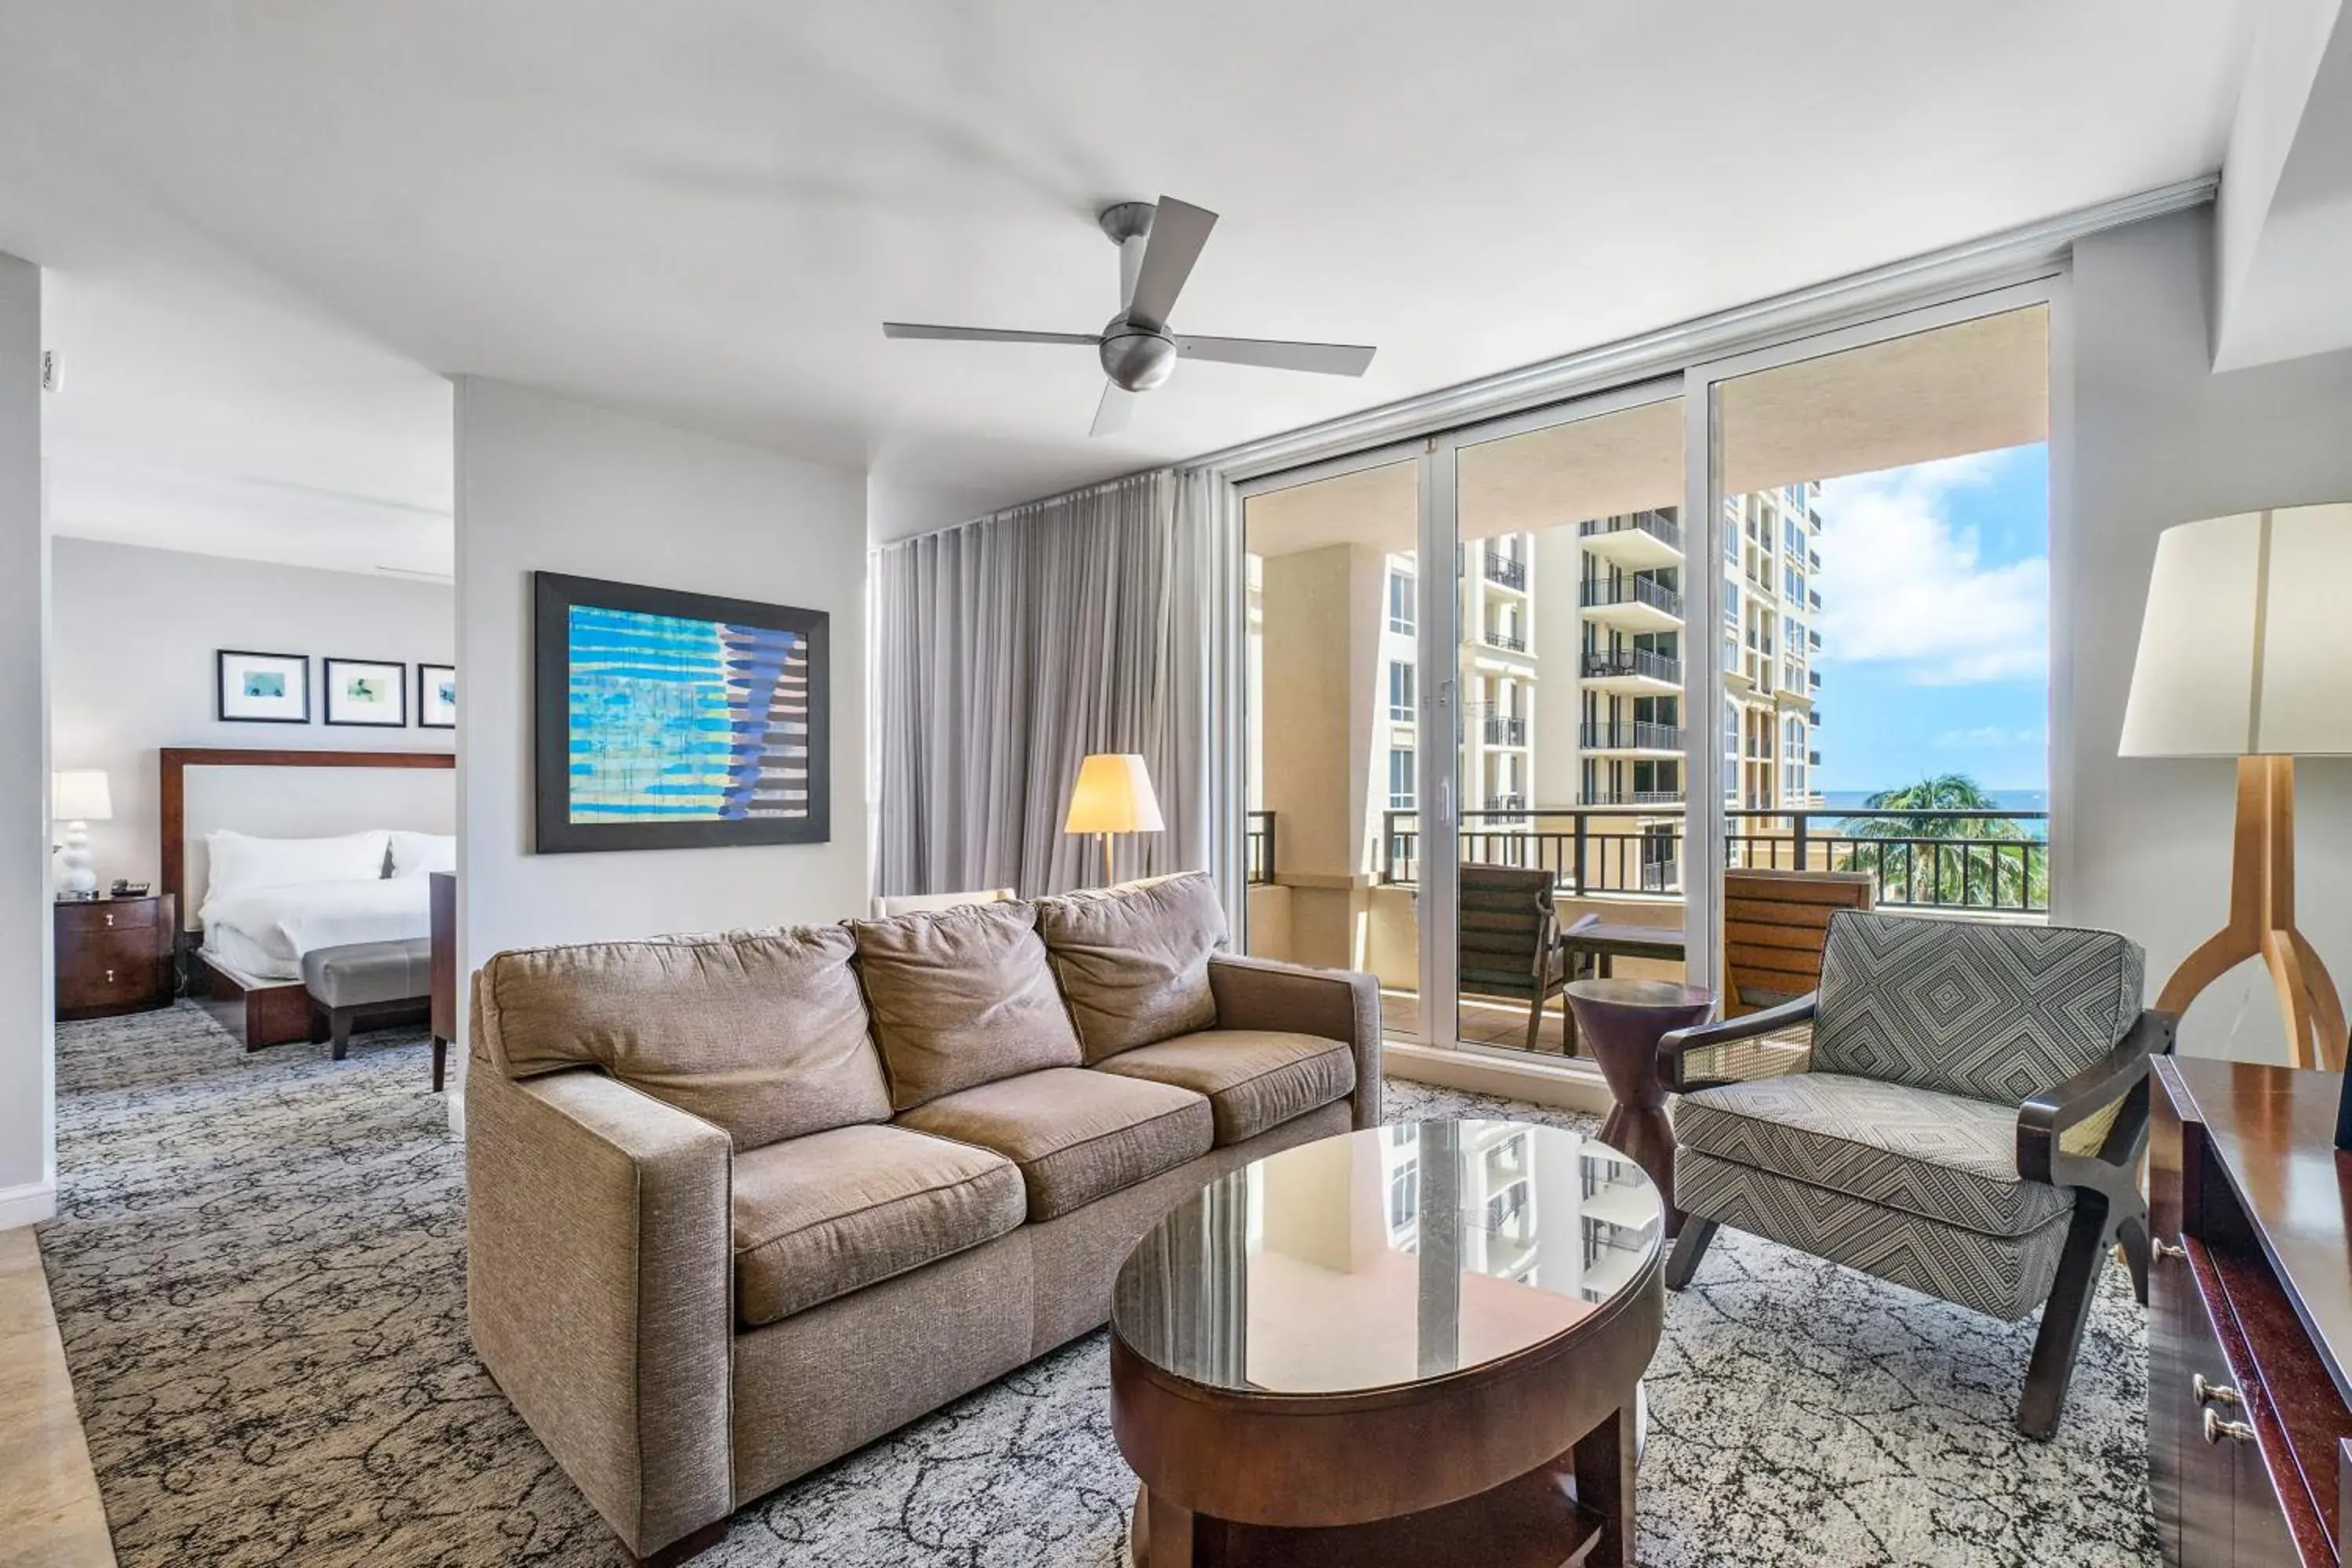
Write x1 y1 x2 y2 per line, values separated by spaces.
1659 909 2174 1439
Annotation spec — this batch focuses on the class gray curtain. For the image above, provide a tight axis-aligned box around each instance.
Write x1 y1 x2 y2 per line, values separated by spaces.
874 469 1232 899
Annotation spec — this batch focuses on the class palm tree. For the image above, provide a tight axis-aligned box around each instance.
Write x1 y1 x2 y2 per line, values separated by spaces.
1836 772 2045 909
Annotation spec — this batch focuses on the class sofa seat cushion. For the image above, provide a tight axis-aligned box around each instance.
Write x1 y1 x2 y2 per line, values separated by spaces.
1093 1029 1356 1145
732 1123 1027 1327
1676 1149 2069 1321
851 901 1083 1111
1675 1072 2071 1236
897 1068 1213 1221
1035 872 1226 1062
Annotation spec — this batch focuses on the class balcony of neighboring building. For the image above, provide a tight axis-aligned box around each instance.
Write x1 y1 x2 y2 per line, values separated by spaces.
1482 714 1528 748
1580 646 1682 695
1580 720 1684 757
1578 574 1682 633
1577 510 1682 571
1480 549 1529 593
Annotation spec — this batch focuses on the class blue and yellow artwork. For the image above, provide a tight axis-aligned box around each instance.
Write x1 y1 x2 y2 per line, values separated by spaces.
564 605 811 824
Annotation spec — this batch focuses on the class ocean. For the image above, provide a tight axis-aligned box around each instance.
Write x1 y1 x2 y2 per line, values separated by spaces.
1817 789 2048 814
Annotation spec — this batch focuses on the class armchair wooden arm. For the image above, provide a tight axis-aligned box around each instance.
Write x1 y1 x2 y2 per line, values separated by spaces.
2015 1009 2177 1189
1660 993 1817 1092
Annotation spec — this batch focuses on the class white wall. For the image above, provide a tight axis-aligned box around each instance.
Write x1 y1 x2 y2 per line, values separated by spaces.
2062 205 2352 1060
1 254 50 1225
49 537 454 892
452 378 869 1107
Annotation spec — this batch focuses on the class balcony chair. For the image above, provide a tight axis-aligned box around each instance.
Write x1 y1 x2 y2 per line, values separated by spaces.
1457 862 1577 1055
1658 909 2171 1439
869 887 1017 918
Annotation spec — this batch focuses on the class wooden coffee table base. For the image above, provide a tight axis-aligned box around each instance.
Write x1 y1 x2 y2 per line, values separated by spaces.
1131 1403 1632 1567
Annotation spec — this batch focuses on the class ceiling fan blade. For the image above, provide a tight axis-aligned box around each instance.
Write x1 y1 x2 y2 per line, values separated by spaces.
1176 335 1377 376
1090 381 1138 437
1124 197 1218 331
882 322 1100 346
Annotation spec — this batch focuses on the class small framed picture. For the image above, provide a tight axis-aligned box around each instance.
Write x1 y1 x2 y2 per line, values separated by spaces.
324 657 408 728
217 649 310 724
418 663 457 729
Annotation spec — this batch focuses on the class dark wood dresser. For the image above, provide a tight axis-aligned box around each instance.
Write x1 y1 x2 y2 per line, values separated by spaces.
2153 1055 2352 1566
54 894 176 1020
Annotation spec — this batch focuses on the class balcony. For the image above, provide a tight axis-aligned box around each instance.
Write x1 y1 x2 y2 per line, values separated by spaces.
1379 805 2051 914
1585 789 1686 807
1245 811 1276 885
1578 510 1683 569
1581 647 1682 694
1579 575 1682 632
1808 669 1820 689
1482 627 1528 653
1483 551 1527 591
1809 629 1822 650
1581 720 1684 754
1483 715 1526 746
1809 589 1823 610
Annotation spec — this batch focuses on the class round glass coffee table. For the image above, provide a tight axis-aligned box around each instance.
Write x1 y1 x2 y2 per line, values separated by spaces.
1109 1119 1664 1568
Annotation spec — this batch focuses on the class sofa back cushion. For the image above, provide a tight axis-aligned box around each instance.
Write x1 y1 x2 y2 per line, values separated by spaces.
474 926 890 1149
1036 872 1225 1062
851 900 1083 1110
1811 910 2145 1105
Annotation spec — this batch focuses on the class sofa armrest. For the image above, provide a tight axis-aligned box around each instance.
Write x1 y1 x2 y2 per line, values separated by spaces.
466 1064 733 1558
1208 953 1382 1129
1661 995 1816 1092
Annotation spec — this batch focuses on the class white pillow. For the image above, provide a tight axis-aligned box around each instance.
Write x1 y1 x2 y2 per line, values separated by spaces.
204 829 391 902
387 830 457 878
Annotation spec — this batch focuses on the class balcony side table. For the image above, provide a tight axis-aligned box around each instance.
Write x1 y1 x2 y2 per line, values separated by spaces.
1566 978 1713 1237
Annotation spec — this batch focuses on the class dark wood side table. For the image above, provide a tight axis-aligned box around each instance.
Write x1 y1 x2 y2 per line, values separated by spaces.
1566 978 1713 1238
55 894 176 1021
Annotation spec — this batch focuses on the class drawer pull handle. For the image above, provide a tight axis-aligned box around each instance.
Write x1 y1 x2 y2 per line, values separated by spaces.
2203 1406 2256 1445
104 969 115 983
2193 1374 2239 1407
2152 1237 2186 1261
103 913 114 927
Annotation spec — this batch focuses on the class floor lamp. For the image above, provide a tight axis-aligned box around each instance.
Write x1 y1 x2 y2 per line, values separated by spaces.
2119 503 2352 1070
1064 753 1163 887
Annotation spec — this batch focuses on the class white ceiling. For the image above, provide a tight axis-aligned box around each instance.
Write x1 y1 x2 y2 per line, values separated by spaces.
0 2 2253 572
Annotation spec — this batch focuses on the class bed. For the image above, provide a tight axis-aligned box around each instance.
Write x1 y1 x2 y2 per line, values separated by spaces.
162 748 456 1048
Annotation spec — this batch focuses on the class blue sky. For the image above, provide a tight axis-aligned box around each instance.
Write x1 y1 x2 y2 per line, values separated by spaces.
1809 443 2049 795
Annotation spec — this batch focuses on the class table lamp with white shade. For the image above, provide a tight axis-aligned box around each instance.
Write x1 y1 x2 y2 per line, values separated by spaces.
1064 753 1163 887
52 769 114 900
2119 503 2352 1072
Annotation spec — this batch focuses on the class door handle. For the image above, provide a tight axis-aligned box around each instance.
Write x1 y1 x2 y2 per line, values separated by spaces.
2202 1406 2256 1444
2151 1237 2185 1261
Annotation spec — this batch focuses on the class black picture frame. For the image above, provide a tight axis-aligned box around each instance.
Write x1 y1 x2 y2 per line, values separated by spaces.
417 663 457 730
532 571 830 855
322 657 409 728
216 648 311 724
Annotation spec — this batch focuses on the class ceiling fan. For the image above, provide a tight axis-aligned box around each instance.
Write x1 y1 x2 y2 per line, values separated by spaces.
883 196 1377 437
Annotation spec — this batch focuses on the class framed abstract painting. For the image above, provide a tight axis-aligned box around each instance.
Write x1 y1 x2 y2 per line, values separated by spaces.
324 657 408 727
532 572 829 854
216 648 310 724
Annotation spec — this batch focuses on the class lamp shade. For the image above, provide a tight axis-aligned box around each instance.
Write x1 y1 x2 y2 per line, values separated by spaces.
1063 753 1165 835
52 769 112 822
2119 503 2352 757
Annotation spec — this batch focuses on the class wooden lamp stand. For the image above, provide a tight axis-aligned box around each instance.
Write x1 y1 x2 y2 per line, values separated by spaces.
2156 756 2346 1071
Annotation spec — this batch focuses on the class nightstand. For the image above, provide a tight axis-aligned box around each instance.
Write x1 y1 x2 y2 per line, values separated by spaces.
56 894 176 1021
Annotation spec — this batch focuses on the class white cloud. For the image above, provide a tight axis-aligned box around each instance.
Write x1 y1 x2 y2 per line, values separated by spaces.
1933 725 2040 748
1813 456 2046 684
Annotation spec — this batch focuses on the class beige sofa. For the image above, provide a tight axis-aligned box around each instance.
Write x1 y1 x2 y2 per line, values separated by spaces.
464 873 1381 1563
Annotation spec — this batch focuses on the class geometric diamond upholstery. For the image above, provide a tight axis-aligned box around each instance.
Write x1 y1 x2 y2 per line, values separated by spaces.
1810 912 2145 1108
1676 1148 2071 1320
1677 1073 2072 1236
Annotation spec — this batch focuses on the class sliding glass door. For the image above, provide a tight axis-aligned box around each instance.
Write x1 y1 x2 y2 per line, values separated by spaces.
1235 279 2058 1065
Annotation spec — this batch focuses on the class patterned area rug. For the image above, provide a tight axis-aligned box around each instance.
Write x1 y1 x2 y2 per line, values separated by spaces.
40 1006 2156 1566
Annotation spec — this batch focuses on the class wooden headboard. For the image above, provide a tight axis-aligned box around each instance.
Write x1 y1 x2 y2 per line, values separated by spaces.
159 747 457 932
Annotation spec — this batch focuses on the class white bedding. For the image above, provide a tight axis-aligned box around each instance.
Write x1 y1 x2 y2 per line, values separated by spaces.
200 877 432 982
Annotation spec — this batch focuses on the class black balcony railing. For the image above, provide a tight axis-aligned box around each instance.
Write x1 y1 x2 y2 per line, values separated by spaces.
1580 576 1682 618
1581 721 1684 751
1581 648 1682 685
1483 628 1527 652
1578 510 1683 553
1377 806 2049 913
1244 811 1276 886
1585 789 1686 807
1483 715 1526 746
1483 551 1526 590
